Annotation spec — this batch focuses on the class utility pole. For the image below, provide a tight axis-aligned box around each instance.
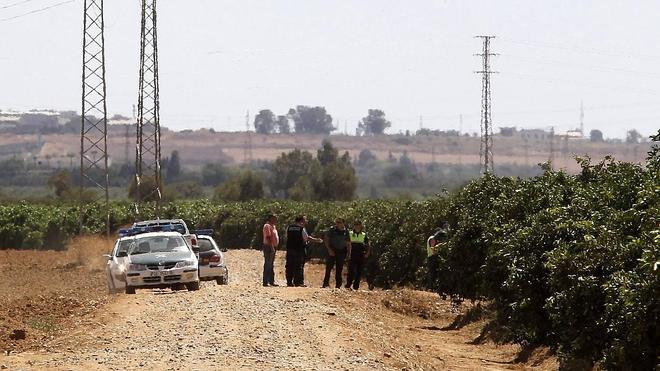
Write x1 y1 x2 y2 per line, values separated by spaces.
523 137 529 167
548 127 555 169
80 0 110 236
562 134 569 169
125 104 135 164
135 0 162 218
458 114 463 165
580 100 584 136
244 110 253 165
475 35 497 174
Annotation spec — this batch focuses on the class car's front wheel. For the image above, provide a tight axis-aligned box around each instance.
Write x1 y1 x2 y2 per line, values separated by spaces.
125 286 136 295
186 281 200 291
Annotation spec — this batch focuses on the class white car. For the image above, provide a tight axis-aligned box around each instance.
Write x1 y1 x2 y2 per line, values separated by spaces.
132 219 199 250
197 235 229 285
105 231 200 294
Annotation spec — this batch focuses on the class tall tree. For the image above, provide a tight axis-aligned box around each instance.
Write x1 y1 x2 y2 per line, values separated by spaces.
590 129 604 142
626 129 642 144
47 170 72 198
276 115 291 134
317 139 339 166
312 141 357 201
357 149 377 167
166 150 182 180
215 171 264 201
358 109 391 135
270 149 316 198
254 109 276 134
290 106 334 134
201 163 231 186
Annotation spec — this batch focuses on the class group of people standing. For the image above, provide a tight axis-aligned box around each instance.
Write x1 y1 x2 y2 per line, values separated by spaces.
261 214 371 289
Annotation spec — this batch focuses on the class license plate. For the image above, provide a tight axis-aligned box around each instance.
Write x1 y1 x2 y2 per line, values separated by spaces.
150 270 174 277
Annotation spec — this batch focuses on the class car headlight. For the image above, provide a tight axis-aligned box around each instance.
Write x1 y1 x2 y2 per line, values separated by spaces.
128 263 147 271
175 260 195 268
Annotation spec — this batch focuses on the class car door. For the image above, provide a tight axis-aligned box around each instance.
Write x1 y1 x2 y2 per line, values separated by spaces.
106 240 131 293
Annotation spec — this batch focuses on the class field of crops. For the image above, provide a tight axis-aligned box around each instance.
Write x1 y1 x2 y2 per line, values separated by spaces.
1 132 658 369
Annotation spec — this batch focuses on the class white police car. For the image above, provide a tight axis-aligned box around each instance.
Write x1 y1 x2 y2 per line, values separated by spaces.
105 230 200 294
196 234 229 285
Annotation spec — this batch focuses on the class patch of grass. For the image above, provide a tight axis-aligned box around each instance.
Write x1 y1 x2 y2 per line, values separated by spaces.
29 317 57 332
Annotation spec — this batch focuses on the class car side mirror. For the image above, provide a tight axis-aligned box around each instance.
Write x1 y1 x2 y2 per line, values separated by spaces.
103 254 112 260
221 248 228 253
116 251 128 258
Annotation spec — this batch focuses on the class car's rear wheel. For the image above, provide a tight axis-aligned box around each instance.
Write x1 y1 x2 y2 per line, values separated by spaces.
125 286 136 295
216 277 226 285
186 281 200 291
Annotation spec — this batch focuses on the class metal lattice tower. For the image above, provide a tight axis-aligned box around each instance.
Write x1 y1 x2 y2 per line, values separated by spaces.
548 126 555 168
244 110 253 165
80 0 109 235
135 0 162 217
475 35 497 174
579 100 584 135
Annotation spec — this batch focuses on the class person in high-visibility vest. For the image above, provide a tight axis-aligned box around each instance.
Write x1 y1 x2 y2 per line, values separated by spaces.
345 220 371 290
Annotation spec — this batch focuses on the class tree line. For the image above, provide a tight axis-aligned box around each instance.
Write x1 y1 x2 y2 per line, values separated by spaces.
253 106 391 135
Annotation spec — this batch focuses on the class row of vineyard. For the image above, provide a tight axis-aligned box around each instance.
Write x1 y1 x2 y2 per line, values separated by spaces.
1 132 657 368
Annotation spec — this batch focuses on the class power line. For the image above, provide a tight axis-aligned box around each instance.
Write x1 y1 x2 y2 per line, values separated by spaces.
499 37 660 61
501 53 660 78
0 0 39 10
503 71 659 95
0 0 74 22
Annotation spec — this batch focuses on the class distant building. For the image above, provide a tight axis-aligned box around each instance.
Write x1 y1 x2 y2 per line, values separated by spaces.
519 129 550 140
563 129 584 139
499 126 517 137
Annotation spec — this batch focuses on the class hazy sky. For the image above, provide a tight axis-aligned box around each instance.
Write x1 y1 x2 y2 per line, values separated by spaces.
1 0 659 138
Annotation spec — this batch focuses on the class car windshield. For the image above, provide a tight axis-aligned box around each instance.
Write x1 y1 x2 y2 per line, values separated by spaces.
197 239 215 252
128 236 189 255
115 240 132 257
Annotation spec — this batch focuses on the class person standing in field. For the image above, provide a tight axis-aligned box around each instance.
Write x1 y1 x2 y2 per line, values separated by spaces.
285 215 323 287
345 220 371 290
262 214 279 287
322 218 351 288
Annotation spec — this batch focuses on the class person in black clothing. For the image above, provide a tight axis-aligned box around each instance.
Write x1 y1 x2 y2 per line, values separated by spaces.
345 220 371 290
323 218 352 288
285 215 322 287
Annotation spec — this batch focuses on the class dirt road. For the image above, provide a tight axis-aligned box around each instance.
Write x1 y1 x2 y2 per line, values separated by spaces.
2 248 556 370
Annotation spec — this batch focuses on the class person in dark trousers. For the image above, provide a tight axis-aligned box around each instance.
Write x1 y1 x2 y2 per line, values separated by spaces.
262 214 279 287
323 218 351 288
285 215 322 287
345 220 371 290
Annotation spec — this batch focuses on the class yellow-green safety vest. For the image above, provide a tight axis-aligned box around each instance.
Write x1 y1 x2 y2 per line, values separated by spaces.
350 231 366 244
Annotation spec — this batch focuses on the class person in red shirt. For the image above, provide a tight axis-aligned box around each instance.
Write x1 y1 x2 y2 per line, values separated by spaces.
262 214 279 287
